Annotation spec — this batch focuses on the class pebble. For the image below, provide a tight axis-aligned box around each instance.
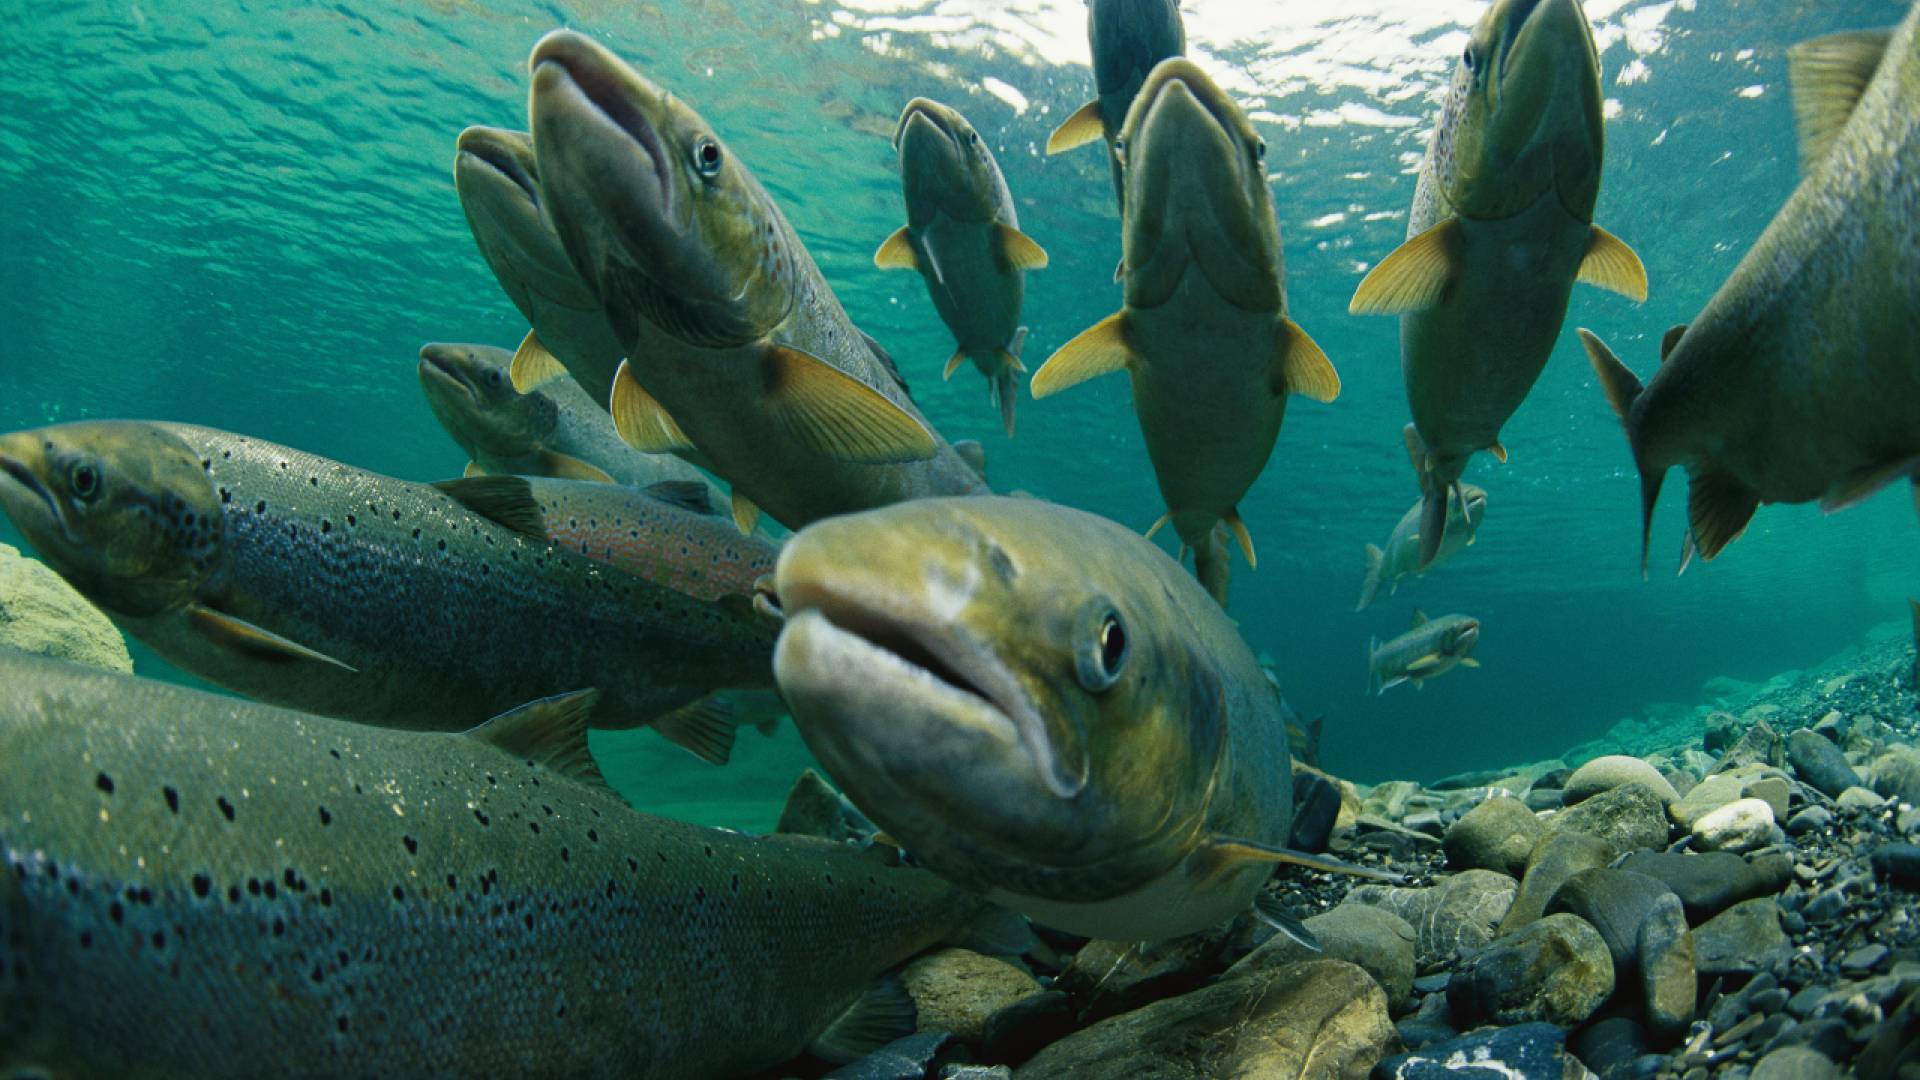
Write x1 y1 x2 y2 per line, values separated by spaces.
940 1068 1012 1080
825 1032 964 1080
1872 747 1920 806
1671 773 1747 830
1637 892 1698 1038
977 991 1074 1067
1344 870 1517 971
1836 786 1886 813
1745 776 1792 820
1228 903 1417 1016
1693 897 1790 976
1564 755 1681 806
1786 805 1833 835
1617 849 1790 922
1571 1015 1650 1077
1543 867 1678 975
1548 781 1672 854
1750 1045 1844 1080
1869 842 1920 887
1710 719 1784 775
1787 729 1862 798
1441 796 1543 876
1692 798 1777 853
1839 943 1890 975
1446 913 1614 1027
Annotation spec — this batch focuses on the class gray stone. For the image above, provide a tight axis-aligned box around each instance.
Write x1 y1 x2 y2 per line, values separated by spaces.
1447 913 1614 1027
1693 898 1789 976
0 543 131 673
1571 1016 1650 1077
1229 903 1417 1015
1565 756 1681 806
901 948 1041 1042
1788 730 1862 799
1836 785 1885 813
1544 868 1679 975
1704 711 1744 754
1710 719 1784 774
1670 773 1746 830
1499 831 1617 935
1871 747 1920 806
1637 893 1697 1038
1547 781 1671 854
1871 842 1920 888
1692 798 1776 853
1839 943 1890 974
1745 776 1792 819
1442 796 1544 876
826 1032 964 1080
1374 1022 1573 1079
941 1067 1013 1080
1750 1046 1844 1080
1786 806 1834 835
1344 869 1517 971
1014 959 1393 1080
1618 850 1791 922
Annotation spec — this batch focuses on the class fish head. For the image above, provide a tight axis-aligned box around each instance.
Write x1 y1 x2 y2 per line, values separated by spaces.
772 496 1229 902
894 98 1000 222
1441 616 1482 658
1089 0 1187 101
452 126 601 317
1117 58 1280 312
528 30 795 351
417 342 558 460
0 422 223 618
1434 0 1603 220
1453 483 1490 526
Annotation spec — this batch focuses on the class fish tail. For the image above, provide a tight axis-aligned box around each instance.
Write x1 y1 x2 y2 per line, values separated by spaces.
1193 526 1231 608
1357 543 1385 611
1417 483 1449 570
992 365 1018 438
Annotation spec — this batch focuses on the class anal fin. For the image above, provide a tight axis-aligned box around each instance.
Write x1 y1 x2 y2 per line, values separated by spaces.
1224 507 1257 569
1251 892 1321 952
1578 226 1649 301
1687 468 1760 562
535 451 614 484
807 975 917 1064
651 693 738 766
187 605 358 673
873 226 917 271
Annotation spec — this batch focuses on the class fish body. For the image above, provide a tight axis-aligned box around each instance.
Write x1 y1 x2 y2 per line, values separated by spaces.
0 421 774 761
0 651 978 1079
771 495 1306 941
1046 0 1187 210
1350 0 1644 568
1356 482 1488 611
1367 611 1481 694
1581 14 1920 568
1032 59 1338 607
876 98 1045 437
527 31 986 534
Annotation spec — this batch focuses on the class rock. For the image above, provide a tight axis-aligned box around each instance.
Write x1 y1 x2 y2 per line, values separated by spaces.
941 1068 1013 1080
1565 756 1681 806
1442 796 1544 876
1837 785 1886 813
1498 831 1616 935
1544 868 1678 974
1839 943 1890 975
1447 913 1613 1027
1344 869 1518 971
1693 897 1789 976
1710 718 1783 774
1692 797 1776 853
1547 781 1670 854
1744 776 1792 819
1704 711 1743 754
1229 904 1417 1015
1015 959 1393 1080
1617 850 1790 922
901 949 1041 1042
1669 773 1746 830
1290 768 1341 853
1373 1022 1574 1079
0 544 131 673
825 1031 965 1080
978 991 1075 1067
1571 1016 1650 1077
1055 929 1227 1021
1787 730 1862 798
1393 993 1455 1051
776 768 877 843
1870 842 1920 888
1365 780 1421 820
1871 747 1920 806
1786 806 1833 836
1751 1046 1844 1080
1855 984 1920 1080
1636 893 1697 1038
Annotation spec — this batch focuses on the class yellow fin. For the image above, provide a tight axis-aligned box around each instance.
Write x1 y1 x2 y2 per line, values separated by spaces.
731 490 761 536
535 450 615 484
1045 100 1105 155
509 329 569 392
1197 835 1403 883
610 360 695 453
463 689 610 791
187 605 358 673
1459 657 1481 668
1031 312 1133 399
1405 653 1447 675
1272 317 1340 402
761 345 936 463
993 224 1049 271
1488 441 1508 464
1224 508 1257 569
1788 28 1892 173
1348 218 1459 315
463 460 486 478
1578 226 1649 302
651 693 737 766
1411 609 1429 628
873 226 917 271
1144 511 1171 541
943 349 966 381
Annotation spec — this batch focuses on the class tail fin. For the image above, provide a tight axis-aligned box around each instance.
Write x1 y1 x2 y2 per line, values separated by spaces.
1357 543 1385 611
992 366 1018 438
1578 328 1663 577
1418 484 1448 569
1194 525 1231 608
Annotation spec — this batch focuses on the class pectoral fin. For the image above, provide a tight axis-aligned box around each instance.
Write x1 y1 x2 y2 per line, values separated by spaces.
1687 468 1760 563
1788 28 1892 173
1004 326 1030 373
807 975 916 1064
463 689 610 791
1820 455 1920 512
187 605 358 673
1030 312 1134 398
873 226 917 271
1660 325 1688 362
1578 226 1649 302
1405 652 1446 675
993 224 1050 271
642 480 717 516
1459 657 1481 668
651 693 738 766
432 475 548 539
1487 441 1508 464
1271 318 1340 402
731 490 760 536
942 349 966 380
1045 100 1105 155
509 329 569 392
1411 609 1430 628
761 345 936 463
1348 218 1459 315
534 451 615 484
610 360 695 453
1195 835 1405 884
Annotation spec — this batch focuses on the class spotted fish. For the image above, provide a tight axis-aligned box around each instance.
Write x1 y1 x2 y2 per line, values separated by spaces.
1367 610 1482 694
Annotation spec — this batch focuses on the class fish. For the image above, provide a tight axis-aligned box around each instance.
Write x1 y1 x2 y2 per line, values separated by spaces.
1031 58 1339 608
1579 13 1920 571
527 31 988 535
0 421 775 764
0 649 981 1079
1367 610 1482 694
875 98 1047 437
1045 0 1187 211
1348 0 1646 570
452 126 628 406
432 473 779 604
418 341 723 501
1357 474 1489 611
769 495 1384 942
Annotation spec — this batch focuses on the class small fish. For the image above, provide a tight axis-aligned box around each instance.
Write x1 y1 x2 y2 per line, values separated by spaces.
1357 475 1489 611
0 650 980 1079
1580 13 1920 571
418 341 723 501
452 126 627 405
0 421 775 764
770 495 1385 943
875 98 1047 437
1032 59 1338 607
1046 0 1187 211
528 31 986 535
1368 611 1482 694
1349 0 1645 570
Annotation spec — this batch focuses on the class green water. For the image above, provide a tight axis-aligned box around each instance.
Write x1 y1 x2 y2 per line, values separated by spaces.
2 0 1916 826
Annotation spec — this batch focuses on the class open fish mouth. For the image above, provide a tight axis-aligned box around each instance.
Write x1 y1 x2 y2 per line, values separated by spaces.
529 31 674 219
454 127 541 208
781 608 1022 747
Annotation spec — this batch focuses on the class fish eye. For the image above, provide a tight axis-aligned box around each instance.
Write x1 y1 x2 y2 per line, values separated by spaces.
1111 136 1127 167
693 137 723 178
968 130 980 145
69 461 101 501
487 371 502 386
1254 137 1267 163
1076 609 1129 693
1463 45 1478 73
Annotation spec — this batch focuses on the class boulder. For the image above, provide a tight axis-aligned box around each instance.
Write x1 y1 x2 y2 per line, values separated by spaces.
1544 868 1680 975
1871 748 1920 806
1498 831 1617 936
1564 756 1680 806
1441 796 1543 876
1709 719 1783 775
1617 850 1790 922
1547 782 1670 854
1447 913 1613 1028
1693 897 1789 977
1228 903 1416 1015
1787 730 1861 799
901 949 1042 1042
1344 869 1517 971
0 543 131 672
1636 893 1697 1038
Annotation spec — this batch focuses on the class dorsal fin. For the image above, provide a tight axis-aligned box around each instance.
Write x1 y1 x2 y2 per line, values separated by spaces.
642 480 717 515
432 475 548 540
1660 325 1688 363
1411 609 1429 628
1787 28 1893 173
463 689 609 790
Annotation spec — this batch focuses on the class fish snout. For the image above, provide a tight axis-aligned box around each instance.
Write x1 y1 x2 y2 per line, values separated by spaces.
529 30 674 219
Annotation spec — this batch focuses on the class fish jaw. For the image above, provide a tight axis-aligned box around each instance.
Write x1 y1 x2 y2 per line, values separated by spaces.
416 343 550 461
0 430 74 550
452 125 598 312
896 99 996 224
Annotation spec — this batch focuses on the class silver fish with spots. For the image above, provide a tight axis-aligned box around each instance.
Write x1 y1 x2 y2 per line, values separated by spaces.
1367 610 1482 694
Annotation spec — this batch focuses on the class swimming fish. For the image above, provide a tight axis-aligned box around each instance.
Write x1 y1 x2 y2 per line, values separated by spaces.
452 125 627 405
0 421 774 764
1031 58 1339 608
1580 12 1920 571
770 495 1379 942
418 341 722 502
1046 0 1187 211
433 473 779 604
1367 611 1482 694
1349 0 1645 570
1357 473 1489 611
875 97 1047 437
527 30 987 535
0 650 980 1079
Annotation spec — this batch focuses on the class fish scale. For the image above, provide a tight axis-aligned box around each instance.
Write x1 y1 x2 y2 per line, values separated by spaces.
0 651 979 1079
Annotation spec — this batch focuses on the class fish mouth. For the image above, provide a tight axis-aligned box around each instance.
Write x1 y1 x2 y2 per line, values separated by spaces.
0 450 62 534
1133 60 1242 159
529 30 674 220
454 126 541 209
1456 621 1482 653
417 345 479 403
894 98 957 153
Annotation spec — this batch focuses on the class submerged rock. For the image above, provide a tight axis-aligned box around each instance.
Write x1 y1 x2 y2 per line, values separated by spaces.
1787 729 1861 799
1691 797 1777 853
1751 1046 1845 1080
826 1031 965 1080
1229 904 1417 1015
1544 868 1679 975
1547 781 1670 854
902 949 1042 1042
1870 842 1920 888
1670 773 1746 830
1693 897 1790 977
1564 755 1680 806
1871 747 1920 806
1345 869 1517 971
1499 831 1617 935
1442 796 1543 876
0 543 131 672
1636 894 1697 1038
1447 912 1613 1027
1617 849 1791 922
1373 1022 1574 1079
1710 719 1784 774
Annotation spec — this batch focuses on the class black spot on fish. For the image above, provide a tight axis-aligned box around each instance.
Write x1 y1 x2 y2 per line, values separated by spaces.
402 836 417 856
247 879 262 897
337 1017 349 1033
264 881 277 900
255 500 267 514
227 885 241 903
217 796 235 821
703 845 713 858
192 874 211 899
318 806 332 826
151 930 165 950
528 822 540 835
108 901 124 926
411 528 421 540
474 809 490 826
523 913 534 930
587 829 598 843
392 885 404 902
320 520 332 534
163 786 179 813
437 540 447 552
220 488 231 504
560 848 570 862
201 458 212 471
446 873 457 891
319 888 333 907
271 917 285 937
78 930 92 949
329 748 341 759
94 772 113 795
346 514 356 527
309 477 318 487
